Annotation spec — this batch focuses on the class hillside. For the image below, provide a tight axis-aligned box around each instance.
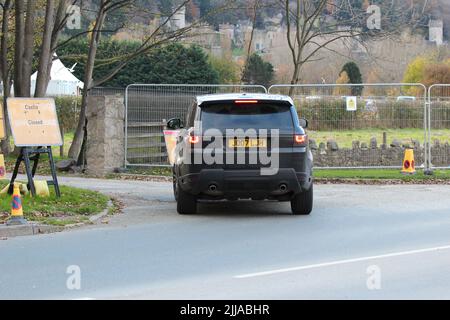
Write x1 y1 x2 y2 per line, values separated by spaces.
70 0 449 38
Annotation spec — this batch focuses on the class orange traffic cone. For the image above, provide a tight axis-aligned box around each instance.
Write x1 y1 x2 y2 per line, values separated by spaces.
6 184 27 225
401 148 416 175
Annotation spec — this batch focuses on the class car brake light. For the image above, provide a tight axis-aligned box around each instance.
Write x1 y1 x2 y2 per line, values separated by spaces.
189 135 200 144
294 134 308 145
235 100 258 104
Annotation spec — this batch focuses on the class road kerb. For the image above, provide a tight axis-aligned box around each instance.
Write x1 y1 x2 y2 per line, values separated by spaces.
0 200 113 239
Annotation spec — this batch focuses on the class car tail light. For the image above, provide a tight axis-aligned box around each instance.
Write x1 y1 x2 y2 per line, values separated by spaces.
235 100 258 104
294 134 308 145
189 135 200 144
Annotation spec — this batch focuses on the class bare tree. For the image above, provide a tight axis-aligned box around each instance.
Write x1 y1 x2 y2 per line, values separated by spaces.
35 0 73 97
21 0 36 97
0 0 73 154
67 0 124 160
13 0 24 96
11 0 72 97
241 0 261 82
0 0 12 97
68 0 231 160
0 0 12 154
279 0 429 93
34 0 57 98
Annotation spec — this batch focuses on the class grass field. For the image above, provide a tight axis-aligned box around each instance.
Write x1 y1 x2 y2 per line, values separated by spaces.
0 180 109 226
307 128 450 148
51 131 75 158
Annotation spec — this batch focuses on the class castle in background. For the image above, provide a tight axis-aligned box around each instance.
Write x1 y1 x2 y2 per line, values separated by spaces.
429 19 444 46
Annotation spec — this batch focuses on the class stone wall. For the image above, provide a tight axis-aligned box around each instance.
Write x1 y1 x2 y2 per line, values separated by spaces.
309 138 450 168
86 95 125 174
430 140 450 167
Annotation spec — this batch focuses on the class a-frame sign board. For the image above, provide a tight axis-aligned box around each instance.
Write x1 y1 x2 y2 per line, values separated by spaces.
7 98 63 197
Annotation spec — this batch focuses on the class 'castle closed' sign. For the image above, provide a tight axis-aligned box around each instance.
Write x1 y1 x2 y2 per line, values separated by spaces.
7 98 63 147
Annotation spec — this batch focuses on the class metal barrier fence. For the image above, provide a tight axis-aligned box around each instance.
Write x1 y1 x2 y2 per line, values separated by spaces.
428 84 450 170
269 84 428 169
87 83 450 171
124 84 267 167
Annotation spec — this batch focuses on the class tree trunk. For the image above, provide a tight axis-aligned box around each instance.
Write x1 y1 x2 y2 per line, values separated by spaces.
68 6 107 160
14 0 25 97
241 0 259 83
35 0 55 97
1 90 11 155
21 0 37 97
289 63 301 96
69 87 89 160
51 0 70 51
1 0 12 155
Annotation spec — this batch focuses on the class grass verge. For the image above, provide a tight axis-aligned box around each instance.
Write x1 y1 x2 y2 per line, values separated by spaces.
314 169 450 180
0 180 109 226
120 166 450 182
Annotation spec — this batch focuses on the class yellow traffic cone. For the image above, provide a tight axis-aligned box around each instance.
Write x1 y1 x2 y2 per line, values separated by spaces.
401 148 416 175
6 184 27 225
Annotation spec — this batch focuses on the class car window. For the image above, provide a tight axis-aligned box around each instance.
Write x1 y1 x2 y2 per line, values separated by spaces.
186 101 197 127
200 102 294 130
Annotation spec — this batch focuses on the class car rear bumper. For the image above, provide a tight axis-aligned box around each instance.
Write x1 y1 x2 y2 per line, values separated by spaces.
178 168 312 200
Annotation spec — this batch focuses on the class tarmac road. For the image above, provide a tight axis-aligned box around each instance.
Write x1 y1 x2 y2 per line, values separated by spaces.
1 176 450 299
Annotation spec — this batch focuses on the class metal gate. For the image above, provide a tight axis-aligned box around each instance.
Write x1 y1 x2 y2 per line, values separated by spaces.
269 83 428 169
428 84 450 170
125 84 267 167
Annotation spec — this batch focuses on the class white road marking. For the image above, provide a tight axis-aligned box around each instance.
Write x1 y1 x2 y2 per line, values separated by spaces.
234 244 450 279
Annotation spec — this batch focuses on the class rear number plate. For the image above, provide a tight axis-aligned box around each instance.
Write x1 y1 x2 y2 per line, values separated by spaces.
228 138 267 148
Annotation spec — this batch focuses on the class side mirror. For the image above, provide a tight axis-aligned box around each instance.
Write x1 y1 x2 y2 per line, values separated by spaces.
167 118 184 130
299 118 308 129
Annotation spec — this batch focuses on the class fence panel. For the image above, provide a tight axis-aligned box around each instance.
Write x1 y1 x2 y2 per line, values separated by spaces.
269 84 427 169
428 84 450 170
125 84 267 167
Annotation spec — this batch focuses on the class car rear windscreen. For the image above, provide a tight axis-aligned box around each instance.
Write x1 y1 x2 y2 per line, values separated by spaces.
200 102 294 130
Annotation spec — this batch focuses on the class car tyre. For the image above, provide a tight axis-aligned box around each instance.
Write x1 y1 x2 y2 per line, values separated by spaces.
172 168 178 201
176 184 197 215
291 184 313 215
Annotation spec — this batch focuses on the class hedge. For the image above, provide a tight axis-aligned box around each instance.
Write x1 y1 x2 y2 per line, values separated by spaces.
54 96 81 133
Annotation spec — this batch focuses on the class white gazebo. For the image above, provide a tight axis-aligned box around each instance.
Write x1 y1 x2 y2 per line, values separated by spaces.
31 58 84 96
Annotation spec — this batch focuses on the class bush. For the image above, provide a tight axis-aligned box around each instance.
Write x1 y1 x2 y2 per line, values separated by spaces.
54 96 81 133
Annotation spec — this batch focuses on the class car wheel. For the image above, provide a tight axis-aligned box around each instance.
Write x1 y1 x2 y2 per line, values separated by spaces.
177 184 197 215
291 184 313 215
172 172 178 201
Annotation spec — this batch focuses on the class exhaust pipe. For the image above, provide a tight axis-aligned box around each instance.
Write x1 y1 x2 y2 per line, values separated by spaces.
209 184 218 192
279 184 288 192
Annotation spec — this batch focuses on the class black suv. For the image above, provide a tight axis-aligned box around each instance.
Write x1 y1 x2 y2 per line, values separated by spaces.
167 93 313 215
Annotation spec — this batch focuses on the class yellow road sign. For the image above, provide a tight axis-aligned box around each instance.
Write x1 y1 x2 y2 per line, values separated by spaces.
346 96 357 111
7 98 63 147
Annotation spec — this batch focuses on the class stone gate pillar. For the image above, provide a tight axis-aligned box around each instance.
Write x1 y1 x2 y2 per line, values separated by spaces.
86 95 125 175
